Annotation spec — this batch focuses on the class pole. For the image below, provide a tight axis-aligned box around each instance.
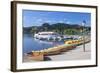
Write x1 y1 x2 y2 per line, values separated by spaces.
83 29 85 52
82 21 86 52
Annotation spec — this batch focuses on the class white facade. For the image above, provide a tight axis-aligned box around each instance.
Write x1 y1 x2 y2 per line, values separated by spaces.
34 32 62 40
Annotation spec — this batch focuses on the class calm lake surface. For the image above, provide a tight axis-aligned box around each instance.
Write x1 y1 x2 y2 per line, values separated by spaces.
23 34 64 54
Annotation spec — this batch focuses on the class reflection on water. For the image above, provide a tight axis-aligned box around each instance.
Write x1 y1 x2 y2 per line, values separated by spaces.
23 34 64 53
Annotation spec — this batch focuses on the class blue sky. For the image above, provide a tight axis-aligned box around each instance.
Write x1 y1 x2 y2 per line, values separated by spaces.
23 10 91 27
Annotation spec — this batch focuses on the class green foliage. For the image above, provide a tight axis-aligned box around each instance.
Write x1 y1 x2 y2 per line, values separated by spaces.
23 23 91 35
64 29 81 35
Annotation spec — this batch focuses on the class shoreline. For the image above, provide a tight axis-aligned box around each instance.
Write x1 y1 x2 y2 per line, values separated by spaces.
23 42 91 62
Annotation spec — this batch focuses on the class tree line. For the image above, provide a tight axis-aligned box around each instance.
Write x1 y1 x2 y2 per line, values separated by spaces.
23 23 91 35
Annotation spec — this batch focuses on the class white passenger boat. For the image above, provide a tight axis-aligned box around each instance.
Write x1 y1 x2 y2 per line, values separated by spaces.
34 32 62 41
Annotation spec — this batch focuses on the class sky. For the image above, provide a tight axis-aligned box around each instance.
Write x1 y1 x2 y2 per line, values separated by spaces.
23 10 91 27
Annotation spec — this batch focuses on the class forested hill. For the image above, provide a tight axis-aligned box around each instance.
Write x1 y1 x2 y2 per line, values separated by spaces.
23 23 91 35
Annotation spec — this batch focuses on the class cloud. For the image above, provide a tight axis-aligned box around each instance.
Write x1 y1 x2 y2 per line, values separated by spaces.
37 19 43 22
66 21 70 24
59 20 64 23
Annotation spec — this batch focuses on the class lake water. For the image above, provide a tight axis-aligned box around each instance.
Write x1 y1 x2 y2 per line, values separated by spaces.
23 34 64 54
